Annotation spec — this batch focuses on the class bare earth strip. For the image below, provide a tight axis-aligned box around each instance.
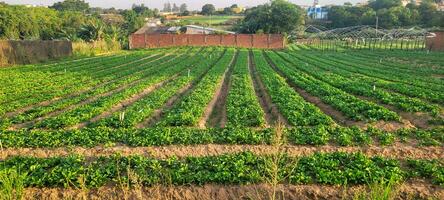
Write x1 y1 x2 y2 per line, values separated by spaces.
200 51 238 128
4 53 166 118
205 51 238 128
248 50 288 127
2 52 160 107
8 54 180 130
1 144 442 160
22 182 443 200
71 73 181 129
137 50 227 128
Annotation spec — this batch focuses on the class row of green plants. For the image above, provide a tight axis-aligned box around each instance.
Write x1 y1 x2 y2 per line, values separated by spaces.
0 152 442 188
251 50 334 126
34 50 202 129
265 51 400 122
0 51 186 128
92 49 223 128
298 51 444 106
366 50 444 69
345 51 444 76
279 51 441 116
0 50 196 129
324 52 444 92
0 52 144 99
159 49 235 127
334 51 444 85
2 126 441 148
226 50 266 127
0 51 157 116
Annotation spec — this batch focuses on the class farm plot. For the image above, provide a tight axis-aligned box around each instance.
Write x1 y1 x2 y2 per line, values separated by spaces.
0 47 443 199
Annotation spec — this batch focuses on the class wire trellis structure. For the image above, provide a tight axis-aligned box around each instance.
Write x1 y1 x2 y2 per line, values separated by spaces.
296 25 434 51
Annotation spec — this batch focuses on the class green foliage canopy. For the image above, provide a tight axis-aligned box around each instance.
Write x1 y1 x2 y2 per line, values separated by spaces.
236 0 304 34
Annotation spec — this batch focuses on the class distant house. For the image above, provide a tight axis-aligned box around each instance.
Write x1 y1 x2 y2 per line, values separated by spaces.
134 24 235 35
307 5 329 20
100 14 124 25
183 25 235 35
134 26 182 35
146 18 162 27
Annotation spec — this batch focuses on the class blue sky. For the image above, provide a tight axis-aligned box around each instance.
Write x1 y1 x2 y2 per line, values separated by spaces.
3 0 365 10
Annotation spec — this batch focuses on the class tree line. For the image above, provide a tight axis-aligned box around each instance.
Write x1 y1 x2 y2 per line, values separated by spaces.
326 0 444 29
0 0 156 49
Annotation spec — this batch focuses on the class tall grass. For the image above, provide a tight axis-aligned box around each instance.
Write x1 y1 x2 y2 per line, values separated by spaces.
0 169 27 200
73 40 121 57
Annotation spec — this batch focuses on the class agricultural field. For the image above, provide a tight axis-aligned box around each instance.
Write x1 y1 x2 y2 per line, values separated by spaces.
0 47 443 199
179 15 243 25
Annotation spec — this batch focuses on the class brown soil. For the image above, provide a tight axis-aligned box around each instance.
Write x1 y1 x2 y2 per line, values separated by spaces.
2 144 442 160
72 74 181 129
4 53 167 119
136 50 227 128
248 51 289 127
22 182 443 200
203 51 238 128
137 83 193 128
8 54 182 130
431 74 444 79
264 52 357 127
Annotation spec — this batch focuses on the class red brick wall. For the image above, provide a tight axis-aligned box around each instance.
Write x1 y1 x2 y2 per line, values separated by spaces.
175 35 189 46
253 35 268 48
221 35 236 47
426 32 444 51
206 35 222 46
269 34 285 49
130 34 145 49
130 34 285 49
159 34 174 47
189 35 206 46
145 34 159 48
236 34 253 48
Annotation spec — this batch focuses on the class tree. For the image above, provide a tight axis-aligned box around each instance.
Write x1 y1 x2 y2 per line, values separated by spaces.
236 0 304 34
132 4 155 17
172 3 179 12
179 3 188 13
223 7 234 15
121 10 144 34
368 0 402 10
201 4 216 15
163 3 172 12
50 0 89 12
230 4 239 9
418 0 440 27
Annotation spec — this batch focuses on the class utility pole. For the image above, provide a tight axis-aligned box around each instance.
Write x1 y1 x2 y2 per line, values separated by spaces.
375 15 379 35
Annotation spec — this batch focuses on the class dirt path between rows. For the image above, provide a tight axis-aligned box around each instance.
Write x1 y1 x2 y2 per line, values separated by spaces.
2 144 442 160
22 181 443 200
203 51 238 128
3 53 159 107
137 50 226 128
4 53 166 118
248 51 289 127
8 54 183 130
72 74 182 129
263 52 357 127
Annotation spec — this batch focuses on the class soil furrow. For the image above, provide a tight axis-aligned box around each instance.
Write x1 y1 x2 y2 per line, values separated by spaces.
202 50 238 128
1 53 158 107
71 73 182 129
248 50 288 127
1 144 442 160
21 182 443 200
136 49 227 128
4 53 166 118
266 51 363 127
8 54 183 130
